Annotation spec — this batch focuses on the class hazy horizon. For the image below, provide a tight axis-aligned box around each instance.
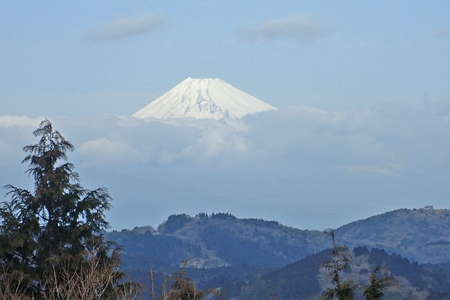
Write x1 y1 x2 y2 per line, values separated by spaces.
1 1 450 231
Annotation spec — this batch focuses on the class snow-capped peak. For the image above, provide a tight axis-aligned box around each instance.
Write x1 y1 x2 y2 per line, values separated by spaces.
133 78 276 120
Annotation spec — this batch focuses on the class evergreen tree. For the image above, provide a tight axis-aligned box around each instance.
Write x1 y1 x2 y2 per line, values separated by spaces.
163 271 211 300
363 267 393 300
0 120 121 298
321 231 356 300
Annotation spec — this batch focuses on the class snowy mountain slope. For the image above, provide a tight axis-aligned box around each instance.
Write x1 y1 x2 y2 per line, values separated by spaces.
133 78 277 120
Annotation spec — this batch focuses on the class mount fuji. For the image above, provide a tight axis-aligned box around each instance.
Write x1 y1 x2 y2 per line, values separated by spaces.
133 78 276 120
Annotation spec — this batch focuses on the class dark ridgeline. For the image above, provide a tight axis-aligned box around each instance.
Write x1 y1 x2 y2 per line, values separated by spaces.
107 208 450 274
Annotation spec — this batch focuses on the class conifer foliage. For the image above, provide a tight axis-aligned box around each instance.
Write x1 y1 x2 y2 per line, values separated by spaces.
363 267 394 300
162 271 212 300
321 232 356 300
0 120 124 298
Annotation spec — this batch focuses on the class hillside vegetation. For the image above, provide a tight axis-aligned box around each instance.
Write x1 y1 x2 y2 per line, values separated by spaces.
107 208 450 274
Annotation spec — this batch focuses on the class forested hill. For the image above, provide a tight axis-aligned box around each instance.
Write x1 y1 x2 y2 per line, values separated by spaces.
336 208 450 264
106 208 450 273
237 247 450 300
106 213 328 271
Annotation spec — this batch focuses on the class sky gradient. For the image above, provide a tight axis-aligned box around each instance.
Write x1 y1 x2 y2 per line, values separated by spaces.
2 0 450 115
1 1 450 230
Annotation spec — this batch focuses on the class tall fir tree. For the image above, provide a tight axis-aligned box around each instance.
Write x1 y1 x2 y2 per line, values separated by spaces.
0 120 121 298
363 267 394 300
321 231 356 300
163 271 211 300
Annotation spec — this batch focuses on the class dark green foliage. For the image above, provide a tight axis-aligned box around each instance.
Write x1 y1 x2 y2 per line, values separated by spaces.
321 281 356 300
363 267 394 300
163 271 213 300
322 251 355 299
0 120 120 298
165 273 204 300
322 232 356 300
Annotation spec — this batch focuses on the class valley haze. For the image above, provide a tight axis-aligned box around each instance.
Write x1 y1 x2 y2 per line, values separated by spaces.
1 77 449 231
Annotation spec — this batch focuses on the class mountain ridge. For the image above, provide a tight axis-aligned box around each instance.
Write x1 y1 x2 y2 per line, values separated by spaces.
336 207 450 264
106 207 450 275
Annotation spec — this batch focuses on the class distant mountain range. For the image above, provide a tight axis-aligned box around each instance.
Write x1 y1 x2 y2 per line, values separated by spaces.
106 208 450 299
107 208 450 271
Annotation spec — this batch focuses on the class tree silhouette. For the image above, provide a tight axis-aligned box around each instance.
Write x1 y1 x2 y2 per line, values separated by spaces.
363 267 394 300
0 120 121 298
163 271 213 300
321 231 356 300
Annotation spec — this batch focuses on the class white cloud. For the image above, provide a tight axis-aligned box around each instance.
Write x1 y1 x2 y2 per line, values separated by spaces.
181 125 249 160
241 16 330 42
79 137 139 164
86 15 164 42
0 115 41 128
2 103 450 230
0 116 43 165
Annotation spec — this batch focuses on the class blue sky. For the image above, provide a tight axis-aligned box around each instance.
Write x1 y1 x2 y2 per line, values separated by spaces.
1 1 450 230
2 0 449 115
